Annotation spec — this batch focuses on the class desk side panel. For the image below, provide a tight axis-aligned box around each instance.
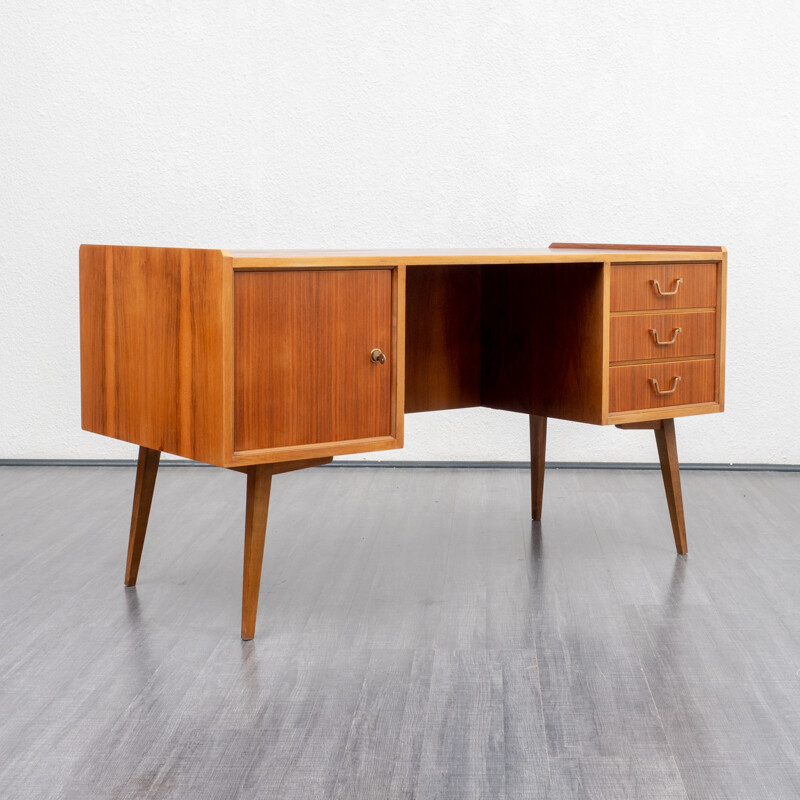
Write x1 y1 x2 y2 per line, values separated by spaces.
481 262 605 424
717 249 727 411
79 245 226 464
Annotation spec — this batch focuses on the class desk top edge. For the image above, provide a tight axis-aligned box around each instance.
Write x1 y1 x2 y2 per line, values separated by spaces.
80 244 726 265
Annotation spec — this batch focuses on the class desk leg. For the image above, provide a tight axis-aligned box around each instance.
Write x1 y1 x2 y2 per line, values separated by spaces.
241 465 273 641
617 419 687 555
529 415 547 521
124 446 161 586
234 458 331 640
653 419 688 555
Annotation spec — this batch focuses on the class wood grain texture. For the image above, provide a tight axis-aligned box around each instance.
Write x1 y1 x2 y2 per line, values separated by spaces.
229 456 332 475
609 358 716 414
124 446 160 586
606 402 722 426
717 249 728 411
220 252 235 464
226 435 402 467
615 420 662 430
551 242 723 252
415 650 506 798
227 248 723 266
5 465 800 799
391 265 406 446
610 310 716 362
653 418 688 554
234 269 394 451
482 262 605 423
331 649 434 799
80 245 226 465
404 264 482 412
601 260 612 420
529 415 546 521
81 246 726 470
611 261 718 312
241 464 272 640
615 419 688 553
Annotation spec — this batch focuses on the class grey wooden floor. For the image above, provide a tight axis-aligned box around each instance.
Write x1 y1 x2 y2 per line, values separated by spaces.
0 465 799 799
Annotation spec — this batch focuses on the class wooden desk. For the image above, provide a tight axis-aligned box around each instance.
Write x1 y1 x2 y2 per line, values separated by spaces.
80 243 726 638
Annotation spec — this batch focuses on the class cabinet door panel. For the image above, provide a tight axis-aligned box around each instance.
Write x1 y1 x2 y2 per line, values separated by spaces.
235 269 393 451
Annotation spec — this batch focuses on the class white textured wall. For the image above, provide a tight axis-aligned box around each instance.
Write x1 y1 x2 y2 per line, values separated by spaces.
2 1 799 464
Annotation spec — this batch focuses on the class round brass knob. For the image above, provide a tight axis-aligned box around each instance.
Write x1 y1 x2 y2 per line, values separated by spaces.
370 348 386 364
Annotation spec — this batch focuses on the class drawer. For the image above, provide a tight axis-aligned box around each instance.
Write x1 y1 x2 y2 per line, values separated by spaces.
610 311 716 362
611 262 717 312
609 358 716 413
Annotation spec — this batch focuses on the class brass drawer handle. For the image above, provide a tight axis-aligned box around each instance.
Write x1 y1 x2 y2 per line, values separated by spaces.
649 376 682 395
649 327 682 346
370 348 386 364
652 277 683 296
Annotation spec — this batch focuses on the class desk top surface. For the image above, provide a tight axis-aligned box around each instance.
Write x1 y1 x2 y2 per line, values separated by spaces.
224 245 724 266
82 244 725 267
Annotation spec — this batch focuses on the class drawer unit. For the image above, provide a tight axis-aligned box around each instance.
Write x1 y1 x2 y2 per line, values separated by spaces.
610 310 716 362
611 262 717 312
609 358 716 413
606 258 723 421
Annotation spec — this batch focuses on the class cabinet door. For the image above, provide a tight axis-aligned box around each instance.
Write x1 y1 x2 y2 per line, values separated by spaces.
234 269 394 452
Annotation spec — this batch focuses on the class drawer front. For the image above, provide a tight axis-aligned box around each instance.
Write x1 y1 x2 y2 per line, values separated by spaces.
611 262 717 311
234 269 394 451
610 311 716 362
609 358 716 413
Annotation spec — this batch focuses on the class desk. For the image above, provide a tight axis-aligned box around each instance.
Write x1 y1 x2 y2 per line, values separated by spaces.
80 243 726 638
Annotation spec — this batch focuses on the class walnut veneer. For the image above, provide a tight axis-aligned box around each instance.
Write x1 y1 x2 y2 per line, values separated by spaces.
80 243 727 638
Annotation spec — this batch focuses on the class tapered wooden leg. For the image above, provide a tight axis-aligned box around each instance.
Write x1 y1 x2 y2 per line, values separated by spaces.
124 446 161 586
529 414 547 521
241 465 273 641
653 418 688 555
